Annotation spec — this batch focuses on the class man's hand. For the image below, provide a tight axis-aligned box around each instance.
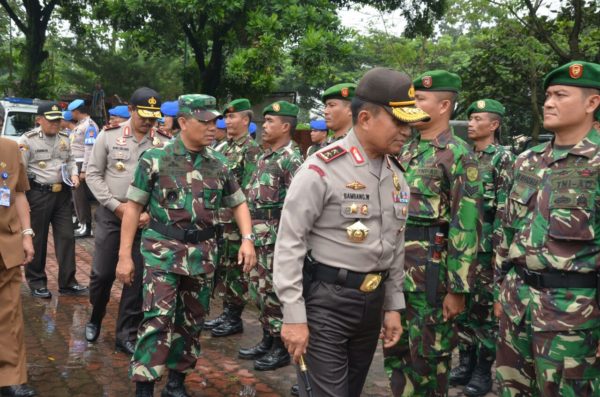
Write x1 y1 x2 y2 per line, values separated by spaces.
380 311 403 348
239 240 257 272
21 235 34 265
79 172 86 181
71 175 80 189
443 292 466 321
138 212 150 228
116 256 135 285
494 302 503 319
114 203 127 220
281 323 309 364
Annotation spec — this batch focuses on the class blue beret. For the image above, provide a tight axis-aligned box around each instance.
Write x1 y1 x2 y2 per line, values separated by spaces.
161 101 179 117
108 105 130 119
310 119 327 131
216 118 226 129
62 110 73 121
68 99 85 111
249 122 256 135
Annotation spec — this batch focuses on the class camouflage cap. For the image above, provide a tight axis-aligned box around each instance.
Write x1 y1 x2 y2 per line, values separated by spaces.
223 98 251 115
321 83 357 103
37 101 63 120
355 67 430 123
543 61 600 91
466 99 506 117
178 94 221 122
263 101 299 117
413 70 462 93
130 87 162 118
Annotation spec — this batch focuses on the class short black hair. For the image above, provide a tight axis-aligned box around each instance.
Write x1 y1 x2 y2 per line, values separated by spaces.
278 115 297 134
351 97 382 124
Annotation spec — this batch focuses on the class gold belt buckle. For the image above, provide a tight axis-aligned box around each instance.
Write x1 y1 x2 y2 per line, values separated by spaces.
51 183 62 193
360 273 382 293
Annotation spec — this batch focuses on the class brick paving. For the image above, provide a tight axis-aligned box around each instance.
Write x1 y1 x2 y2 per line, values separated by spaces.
18 225 498 396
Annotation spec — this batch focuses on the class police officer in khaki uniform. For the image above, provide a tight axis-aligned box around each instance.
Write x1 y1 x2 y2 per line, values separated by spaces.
18 102 88 299
85 87 170 354
274 68 430 397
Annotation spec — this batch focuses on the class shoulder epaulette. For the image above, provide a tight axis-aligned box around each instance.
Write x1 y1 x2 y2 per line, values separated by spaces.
58 131 68 137
25 130 38 138
156 128 173 139
103 123 121 131
316 146 347 163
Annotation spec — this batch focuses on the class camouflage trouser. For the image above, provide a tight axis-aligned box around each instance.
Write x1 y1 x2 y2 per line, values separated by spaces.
456 253 496 355
497 309 600 397
384 292 458 397
248 244 283 335
221 239 247 308
129 267 211 382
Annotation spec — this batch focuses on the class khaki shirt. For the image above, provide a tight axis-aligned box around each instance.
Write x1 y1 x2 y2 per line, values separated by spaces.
274 129 409 323
18 128 77 185
71 116 99 167
86 119 170 212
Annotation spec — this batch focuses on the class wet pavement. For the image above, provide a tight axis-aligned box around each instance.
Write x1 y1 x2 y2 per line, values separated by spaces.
19 228 498 396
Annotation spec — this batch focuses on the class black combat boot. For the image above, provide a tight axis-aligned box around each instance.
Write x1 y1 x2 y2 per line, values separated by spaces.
239 328 273 359
135 382 154 397
254 336 291 371
203 306 231 330
449 346 477 386
464 347 494 397
211 305 244 337
161 370 190 397
290 383 300 396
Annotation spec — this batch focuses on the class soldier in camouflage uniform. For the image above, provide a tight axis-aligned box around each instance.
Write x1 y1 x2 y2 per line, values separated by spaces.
384 70 482 397
495 61 600 397
204 98 262 338
450 99 514 396
115 94 256 397
239 100 303 371
323 83 355 143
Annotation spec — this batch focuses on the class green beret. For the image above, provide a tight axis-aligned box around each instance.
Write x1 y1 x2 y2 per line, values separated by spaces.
543 61 600 91
321 83 356 103
263 101 299 117
223 98 251 115
413 70 462 93
466 99 505 117
178 94 221 121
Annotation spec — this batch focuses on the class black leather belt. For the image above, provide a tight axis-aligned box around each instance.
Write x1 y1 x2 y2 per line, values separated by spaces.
251 207 282 220
149 220 215 244
405 224 449 242
308 261 388 292
30 180 65 193
515 265 597 289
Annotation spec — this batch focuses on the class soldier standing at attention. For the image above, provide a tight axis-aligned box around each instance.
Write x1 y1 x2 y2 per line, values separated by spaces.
275 68 430 397
85 87 170 354
322 83 356 143
116 94 256 397
69 99 99 238
238 101 303 371
495 61 600 396
384 70 482 397
205 98 261 338
305 119 328 157
450 99 514 396
18 102 88 299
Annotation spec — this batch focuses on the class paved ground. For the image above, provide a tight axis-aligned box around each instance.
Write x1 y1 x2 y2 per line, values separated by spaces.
18 227 498 396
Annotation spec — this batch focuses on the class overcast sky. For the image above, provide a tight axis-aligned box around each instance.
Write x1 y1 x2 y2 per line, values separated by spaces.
338 5 407 35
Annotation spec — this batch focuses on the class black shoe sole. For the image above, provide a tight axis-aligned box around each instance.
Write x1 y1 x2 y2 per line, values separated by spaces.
211 326 243 337
254 357 291 371
238 350 269 360
59 289 89 296
31 293 52 299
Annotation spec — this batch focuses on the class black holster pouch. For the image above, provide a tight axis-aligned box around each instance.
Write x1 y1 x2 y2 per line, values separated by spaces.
302 251 316 298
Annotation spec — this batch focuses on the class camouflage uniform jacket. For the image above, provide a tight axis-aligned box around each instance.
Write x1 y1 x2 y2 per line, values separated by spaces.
475 143 514 287
397 128 482 294
126 135 246 276
216 134 261 239
495 128 600 332
247 140 303 247
306 142 327 158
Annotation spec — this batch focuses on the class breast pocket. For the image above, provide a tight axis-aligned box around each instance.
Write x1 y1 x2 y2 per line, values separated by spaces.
548 192 595 241
109 150 132 162
408 188 441 220
159 188 187 209
256 173 281 205
507 183 535 223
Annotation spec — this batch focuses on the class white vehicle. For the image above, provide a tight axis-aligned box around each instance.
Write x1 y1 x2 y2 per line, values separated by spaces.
0 97 43 141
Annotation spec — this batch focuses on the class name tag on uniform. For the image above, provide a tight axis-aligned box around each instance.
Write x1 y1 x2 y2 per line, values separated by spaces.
0 186 10 207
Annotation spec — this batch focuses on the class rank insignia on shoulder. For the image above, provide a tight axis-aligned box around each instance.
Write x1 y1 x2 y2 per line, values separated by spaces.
317 146 347 163
105 124 121 131
346 181 366 190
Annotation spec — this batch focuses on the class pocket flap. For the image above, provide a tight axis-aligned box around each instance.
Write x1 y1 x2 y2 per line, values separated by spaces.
562 356 600 380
